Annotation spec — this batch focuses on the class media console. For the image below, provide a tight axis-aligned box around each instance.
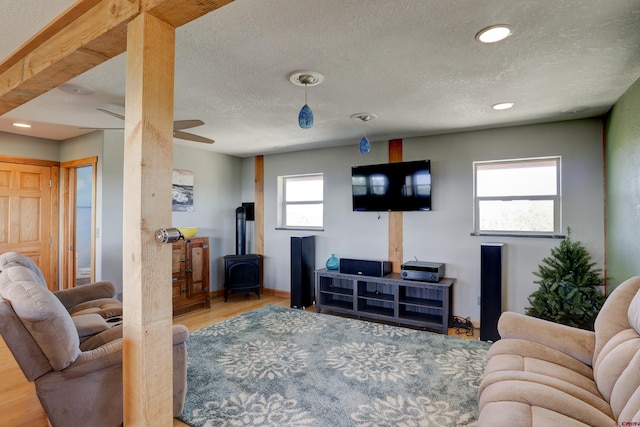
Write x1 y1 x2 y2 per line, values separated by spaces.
315 268 454 334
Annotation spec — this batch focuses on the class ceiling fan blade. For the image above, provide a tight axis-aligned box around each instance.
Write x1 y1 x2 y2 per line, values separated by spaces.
173 130 215 144
96 108 212 143
78 127 124 130
173 119 204 131
97 108 125 120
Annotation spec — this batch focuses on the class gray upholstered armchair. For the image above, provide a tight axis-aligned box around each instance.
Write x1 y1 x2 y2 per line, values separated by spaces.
0 264 188 427
0 251 123 340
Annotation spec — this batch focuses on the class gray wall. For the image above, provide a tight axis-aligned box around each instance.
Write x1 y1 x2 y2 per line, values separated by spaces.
0 131 59 160
172 143 243 291
254 119 605 319
606 75 640 289
94 133 244 294
0 130 242 294
0 117 608 321
100 131 125 292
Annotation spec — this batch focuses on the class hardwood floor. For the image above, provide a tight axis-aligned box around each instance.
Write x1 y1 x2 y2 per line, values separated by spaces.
0 293 478 426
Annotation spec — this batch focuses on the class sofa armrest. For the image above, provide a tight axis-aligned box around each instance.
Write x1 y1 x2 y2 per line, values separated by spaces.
172 324 189 345
47 341 124 380
53 281 117 309
498 312 595 366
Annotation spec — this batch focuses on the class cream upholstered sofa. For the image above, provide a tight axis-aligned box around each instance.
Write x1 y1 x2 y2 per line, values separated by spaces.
478 276 640 426
0 264 189 427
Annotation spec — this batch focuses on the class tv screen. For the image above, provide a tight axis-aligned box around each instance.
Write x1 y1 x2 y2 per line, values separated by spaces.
352 160 431 211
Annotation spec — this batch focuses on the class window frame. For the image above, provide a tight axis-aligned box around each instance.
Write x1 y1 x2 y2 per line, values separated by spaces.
472 156 562 237
277 173 324 231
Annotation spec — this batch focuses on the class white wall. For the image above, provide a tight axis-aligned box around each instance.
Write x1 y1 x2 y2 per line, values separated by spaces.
253 119 605 320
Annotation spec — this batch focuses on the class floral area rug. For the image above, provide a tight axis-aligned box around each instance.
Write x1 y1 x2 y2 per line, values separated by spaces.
179 305 490 427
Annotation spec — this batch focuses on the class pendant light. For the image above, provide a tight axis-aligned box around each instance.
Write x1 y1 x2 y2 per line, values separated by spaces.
352 113 377 154
289 71 323 129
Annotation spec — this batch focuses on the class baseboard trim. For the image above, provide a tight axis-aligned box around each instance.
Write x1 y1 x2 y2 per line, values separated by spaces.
262 288 291 299
209 288 291 299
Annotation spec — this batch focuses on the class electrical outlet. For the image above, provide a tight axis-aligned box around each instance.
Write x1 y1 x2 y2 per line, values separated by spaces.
477 296 481 306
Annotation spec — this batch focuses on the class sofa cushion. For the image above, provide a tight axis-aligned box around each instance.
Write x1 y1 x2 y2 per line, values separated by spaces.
479 401 601 427
611 350 640 422
67 297 123 318
0 252 47 287
593 330 640 420
80 324 123 351
71 313 110 339
593 277 640 363
486 338 595 378
0 266 80 370
480 369 611 416
484 353 600 398
479 380 616 426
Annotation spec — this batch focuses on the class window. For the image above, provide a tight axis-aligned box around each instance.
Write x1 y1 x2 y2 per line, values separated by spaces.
277 173 324 229
473 157 561 236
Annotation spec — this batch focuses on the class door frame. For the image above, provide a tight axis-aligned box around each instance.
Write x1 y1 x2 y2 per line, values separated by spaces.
61 157 97 289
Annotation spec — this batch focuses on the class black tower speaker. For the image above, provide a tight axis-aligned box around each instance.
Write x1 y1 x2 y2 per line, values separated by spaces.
480 243 504 342
291 235 316 309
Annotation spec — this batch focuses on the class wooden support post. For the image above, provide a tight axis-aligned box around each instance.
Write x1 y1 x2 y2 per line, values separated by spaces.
122 12 175 426
255 155 265 256
389 139 403 272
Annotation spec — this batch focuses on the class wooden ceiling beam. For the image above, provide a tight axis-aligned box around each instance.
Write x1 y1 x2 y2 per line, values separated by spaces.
0 0 234 116
0 0 139 115
142 0 234 28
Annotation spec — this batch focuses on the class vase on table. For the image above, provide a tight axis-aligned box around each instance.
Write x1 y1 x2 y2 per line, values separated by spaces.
326 253 339 270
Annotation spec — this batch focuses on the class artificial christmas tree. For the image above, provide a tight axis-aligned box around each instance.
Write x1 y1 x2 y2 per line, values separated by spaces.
526 228 605 330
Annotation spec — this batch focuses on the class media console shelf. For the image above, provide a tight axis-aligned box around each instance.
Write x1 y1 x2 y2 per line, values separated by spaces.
315 268 454 334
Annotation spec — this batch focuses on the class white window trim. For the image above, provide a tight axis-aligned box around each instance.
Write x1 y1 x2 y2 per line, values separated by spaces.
276 173 324 231
472 156 563 237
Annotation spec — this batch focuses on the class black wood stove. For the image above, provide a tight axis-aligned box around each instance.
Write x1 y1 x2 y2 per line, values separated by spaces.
223 206 261 301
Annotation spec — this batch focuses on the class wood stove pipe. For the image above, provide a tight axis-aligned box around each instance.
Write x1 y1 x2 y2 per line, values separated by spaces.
235 206 246 255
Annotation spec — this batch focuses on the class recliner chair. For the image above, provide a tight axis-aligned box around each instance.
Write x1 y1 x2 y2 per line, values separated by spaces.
0 264 188 427
0 251 123 340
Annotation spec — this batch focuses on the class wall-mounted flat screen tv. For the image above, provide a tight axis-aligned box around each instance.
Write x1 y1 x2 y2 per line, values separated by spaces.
352 160 431 211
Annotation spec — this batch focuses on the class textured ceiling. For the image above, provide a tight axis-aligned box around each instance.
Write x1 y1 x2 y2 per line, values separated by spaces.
1 0 640 157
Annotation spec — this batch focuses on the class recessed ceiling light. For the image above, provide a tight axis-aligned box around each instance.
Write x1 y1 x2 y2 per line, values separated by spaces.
12 122 31 128
58 83 95 96
476 25 512 43
492 102 514 110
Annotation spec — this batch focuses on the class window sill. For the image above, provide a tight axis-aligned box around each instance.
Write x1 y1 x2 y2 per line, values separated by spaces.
276 227 324 232
470 232 566 239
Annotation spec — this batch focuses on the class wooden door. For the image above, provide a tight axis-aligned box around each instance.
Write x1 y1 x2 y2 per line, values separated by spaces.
0 158 59 290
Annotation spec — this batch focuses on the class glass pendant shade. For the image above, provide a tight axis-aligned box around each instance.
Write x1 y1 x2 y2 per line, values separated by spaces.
298 104 314 129
359 136 370 153
352 112 376 154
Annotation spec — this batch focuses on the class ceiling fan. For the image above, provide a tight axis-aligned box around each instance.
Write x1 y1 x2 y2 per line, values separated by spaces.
81 108 215 144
